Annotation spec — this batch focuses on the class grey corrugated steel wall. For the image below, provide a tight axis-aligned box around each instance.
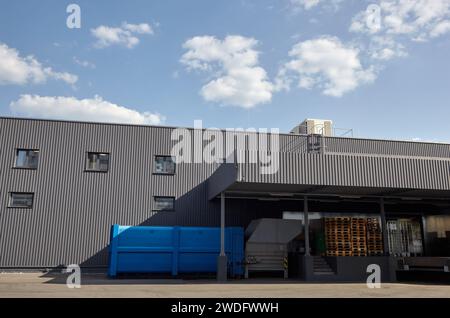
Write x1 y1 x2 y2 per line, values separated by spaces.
0 119 221 267
0 118 289 267
236 151 450 189
1 117 450 268
323 136 450 158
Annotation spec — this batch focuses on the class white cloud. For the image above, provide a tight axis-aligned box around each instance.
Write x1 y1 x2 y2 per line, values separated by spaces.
73 57 96 69
121 22 153 34
180 35 273 108
369 35 408 60
430 20 450 37
91 22 153 49
290 0 345 11
0 42 78 85
350 0 450 40
277 36 376 97
10 95 165 125
349 1 450 66
290 0 320 10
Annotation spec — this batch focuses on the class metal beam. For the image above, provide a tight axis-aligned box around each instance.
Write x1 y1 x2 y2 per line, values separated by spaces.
215 189 450 202
220 192 225 256
304 196 310 256
380 198 390 256
217 192 227 281
302 185 329 194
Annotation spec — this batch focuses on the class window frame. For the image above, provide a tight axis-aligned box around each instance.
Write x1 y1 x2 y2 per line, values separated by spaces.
85 152 110 173
153 196 175 212
14 148 40 170
8 192 34 209
153 155 176 175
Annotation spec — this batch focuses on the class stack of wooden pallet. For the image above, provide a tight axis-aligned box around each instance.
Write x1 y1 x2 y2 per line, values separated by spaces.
366 218 384 256
325 217 352 256
351 218 367 256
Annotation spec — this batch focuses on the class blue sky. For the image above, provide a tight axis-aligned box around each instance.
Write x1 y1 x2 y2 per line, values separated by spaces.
1 0 450 141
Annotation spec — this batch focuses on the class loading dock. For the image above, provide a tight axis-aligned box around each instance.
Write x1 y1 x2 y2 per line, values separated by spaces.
208 162 450 282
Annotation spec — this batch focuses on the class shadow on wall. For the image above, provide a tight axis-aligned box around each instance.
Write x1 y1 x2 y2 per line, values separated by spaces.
41 181 217 283
80 180 222 270
71 185 446 271
76 181 304 270
41 180 449 284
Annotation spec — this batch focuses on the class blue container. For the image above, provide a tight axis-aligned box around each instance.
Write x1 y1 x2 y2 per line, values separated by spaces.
108 225 244 277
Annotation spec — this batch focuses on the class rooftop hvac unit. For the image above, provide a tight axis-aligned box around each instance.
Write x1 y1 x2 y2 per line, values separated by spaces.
291 119 333 136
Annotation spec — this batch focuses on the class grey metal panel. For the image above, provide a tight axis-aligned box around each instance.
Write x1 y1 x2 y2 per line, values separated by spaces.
278 134 450 158
323 136 450 158
207 163 238 200
0 118 221 267
236 152 450 190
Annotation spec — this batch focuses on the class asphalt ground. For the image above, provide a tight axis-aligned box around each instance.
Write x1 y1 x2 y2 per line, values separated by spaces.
0 272 449 298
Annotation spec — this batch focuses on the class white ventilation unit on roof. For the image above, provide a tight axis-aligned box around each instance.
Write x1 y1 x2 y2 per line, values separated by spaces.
290 119 333 136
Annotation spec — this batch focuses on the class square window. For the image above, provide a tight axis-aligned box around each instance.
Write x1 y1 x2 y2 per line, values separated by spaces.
154 156 176 174
86 152 109 172
153 196 175 211
15 149 39 169
9 193 34 208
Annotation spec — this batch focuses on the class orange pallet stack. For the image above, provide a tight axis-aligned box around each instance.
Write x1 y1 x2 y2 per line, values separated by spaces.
325 217 352 257
351 218 367 256
366 218 384 256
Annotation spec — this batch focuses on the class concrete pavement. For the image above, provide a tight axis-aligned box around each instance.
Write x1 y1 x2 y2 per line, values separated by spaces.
0 272 449 298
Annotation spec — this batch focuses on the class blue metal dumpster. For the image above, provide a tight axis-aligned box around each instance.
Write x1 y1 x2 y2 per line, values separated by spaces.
108 225 244 277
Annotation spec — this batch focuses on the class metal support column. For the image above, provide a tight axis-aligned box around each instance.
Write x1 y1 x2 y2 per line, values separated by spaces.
304 196 310 256
217 192 227 282
380 198 389 256
381 198 398 282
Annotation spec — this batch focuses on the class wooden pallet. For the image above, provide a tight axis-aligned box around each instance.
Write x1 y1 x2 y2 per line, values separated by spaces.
327 242 352 245
350 218 368 256
327 247 352 251
325 217 367 257
351 239 367 243
365 218 383 256
326 233 351 236
326 251 353 257
326 244 352 248
325 217 387 257
325 217 351 221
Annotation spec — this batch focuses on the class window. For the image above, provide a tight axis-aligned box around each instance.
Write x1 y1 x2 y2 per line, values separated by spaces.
86 152 109 172
15 149 39 169
9 193 34 208
154 156 176 174
153 196 175 211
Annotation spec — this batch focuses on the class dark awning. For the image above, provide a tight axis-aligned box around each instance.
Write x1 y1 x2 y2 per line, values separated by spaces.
208 152 450 202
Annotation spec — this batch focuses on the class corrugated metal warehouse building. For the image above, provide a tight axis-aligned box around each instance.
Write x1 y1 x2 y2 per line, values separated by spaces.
1 117 449 281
